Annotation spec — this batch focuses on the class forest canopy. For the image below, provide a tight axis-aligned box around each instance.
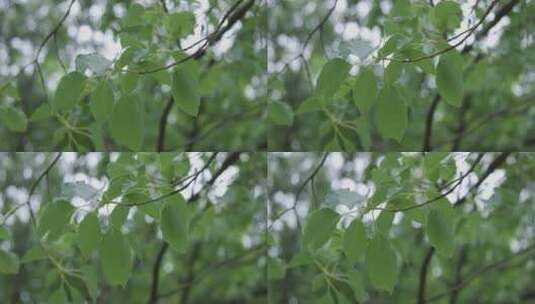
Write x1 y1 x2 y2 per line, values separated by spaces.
268 152 535 303
0 0 265 151
268 0 535 151
0 152 267 303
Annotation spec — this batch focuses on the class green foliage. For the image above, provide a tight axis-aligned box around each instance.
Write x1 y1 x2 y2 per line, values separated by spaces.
0 105 28 132
268 101 294 126
160 195 190 253
0 152 266 302
90 80 115 124
269 152 535 303
343 219 367 263
366 235 399 293
436 51 464 107
164 12 196 38
0 249 19 274
171 62 200 117
77 212 102 258
37 200 74 240
0 1 264 150
375 86 408 142
352 68 377 113
315 58 351 100
268 0 534 150
303 208 339 250
101 228 132 286
109 95 144 150
426 208 455 257
52 72 86 112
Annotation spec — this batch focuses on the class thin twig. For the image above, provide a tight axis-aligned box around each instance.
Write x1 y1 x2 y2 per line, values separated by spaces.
25 153 62 227
382 0 499 63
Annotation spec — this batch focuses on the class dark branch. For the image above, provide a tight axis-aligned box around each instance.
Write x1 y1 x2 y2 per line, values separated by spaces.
450 245 469 304
147 242 168 304
25 153 62 227
422 94 441 152
454 152 510 207
426 243 535 302
156 96 174 152
146 153 242 304
373 153 484 212
417 247 435 304
462 0 520 54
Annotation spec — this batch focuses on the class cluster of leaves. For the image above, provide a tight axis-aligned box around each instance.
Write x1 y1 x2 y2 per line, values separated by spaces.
0 152 267 303
0 0 264 150
268 152 535 303
268 0 535 150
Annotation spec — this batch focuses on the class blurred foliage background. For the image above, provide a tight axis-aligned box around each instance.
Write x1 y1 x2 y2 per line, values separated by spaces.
0 0 266 151
0 152 267 303
268 0 535 151
268 152 535 303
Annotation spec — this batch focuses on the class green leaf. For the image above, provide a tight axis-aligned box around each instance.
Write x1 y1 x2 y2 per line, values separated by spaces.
0 226 9 240
343 219 367 262
110 207 129 229
375 86 408 142
100 229 132 286
433 1 462 32
0 105 27 132
30 103 52 121
172 61 200 116
165 12 196 38
297 96 322 114
0 249 19 274
90 80 115 124
121 3 145 28
118 73 139 93
384 61 402 84
160 194 190 252
77 212 101 257
436 51 464 107
109 95 144 150
366 235 399 293
37 200 74 240
53 71 85 111
287 252 313 268
268 257 286 280
268 101 294 126
303 208 339 250
423 152 448 181
378 35 402 58
376 211 394 236
426 209 455 257
75 53 112 76
315 58 351 100
21 245 47 263
352 68 377 113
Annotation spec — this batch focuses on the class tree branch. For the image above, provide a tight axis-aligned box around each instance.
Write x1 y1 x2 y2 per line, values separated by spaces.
373 153 484 212
453 152 510 207
136 0 254 74
462 0 520 54
146 152 242 304
450 245 469 304
426 243 535 302
422 94 441 152
418 247 435 304
383 0 499 63
156 96 174 152
148 242 168 304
